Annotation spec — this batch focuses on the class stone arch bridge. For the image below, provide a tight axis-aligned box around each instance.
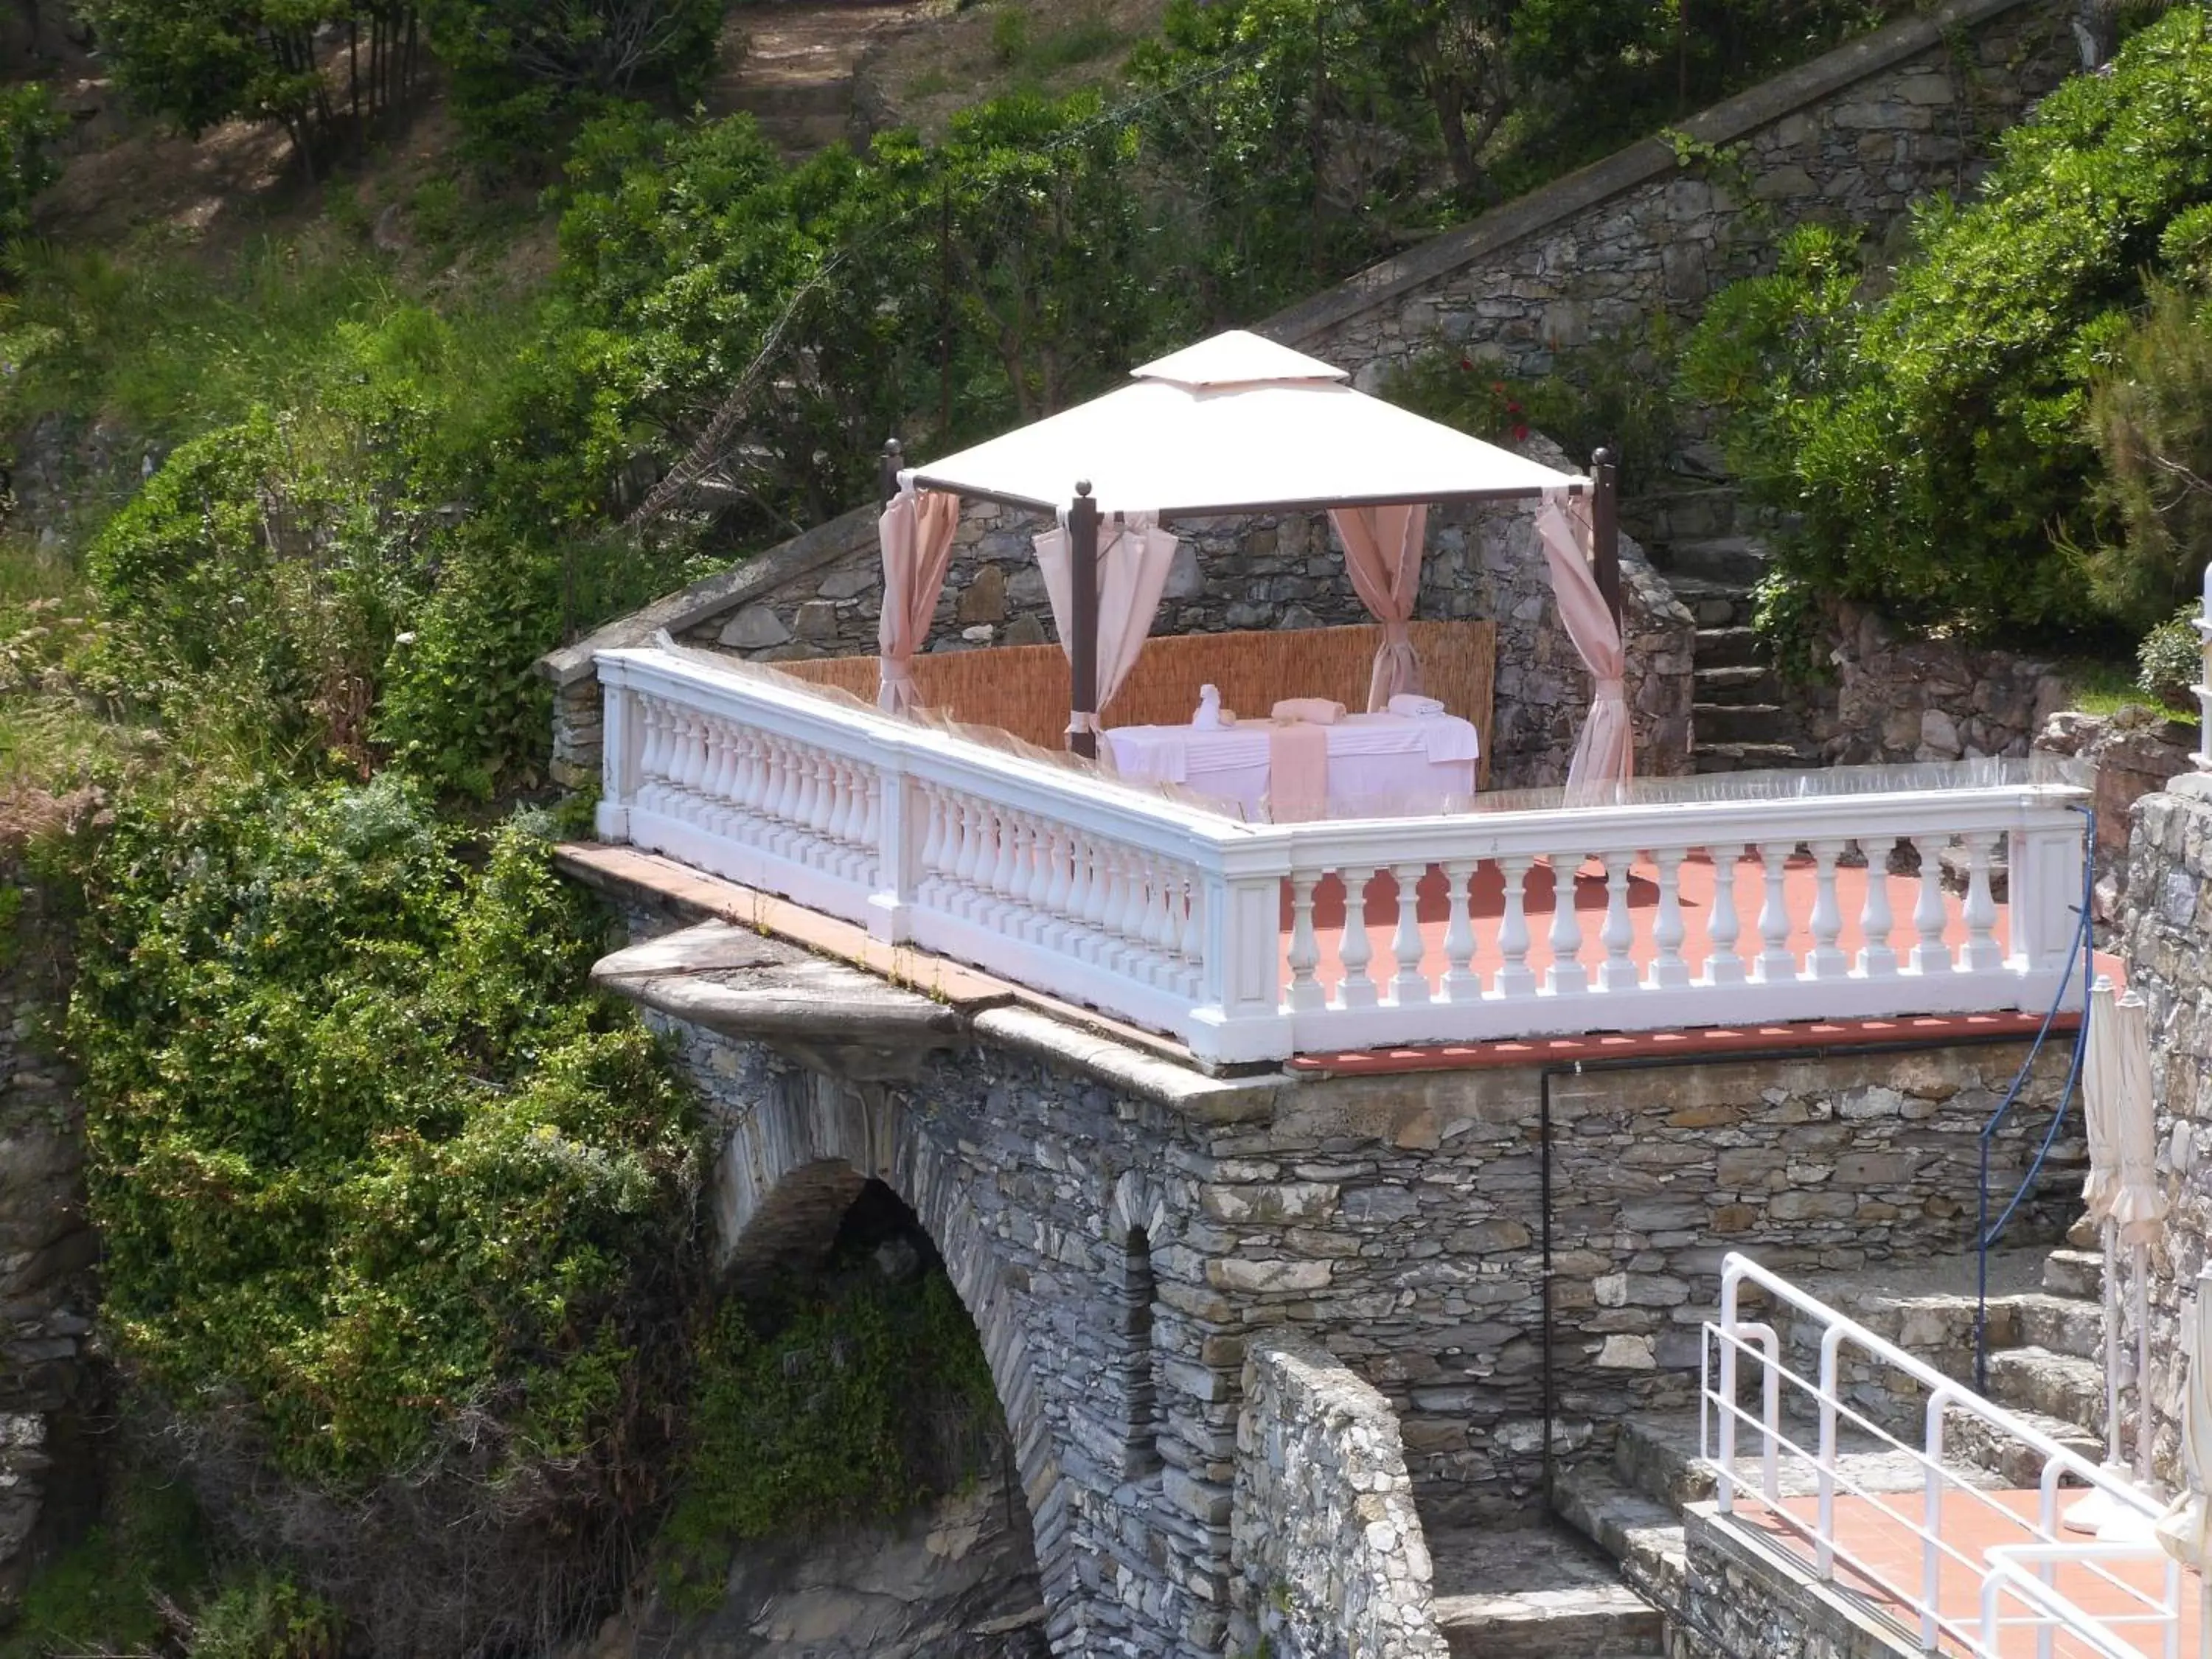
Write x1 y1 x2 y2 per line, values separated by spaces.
581 870 2079 1659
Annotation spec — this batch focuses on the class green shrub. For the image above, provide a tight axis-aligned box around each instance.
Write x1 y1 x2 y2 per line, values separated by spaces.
0 1468 208 1659
70 776 700 1483
1682 9 2212 640
0 83 66 249
187 1573 341 1659
420 0 726 155
2137 605 2203 708
2090 279 2212 630
657 1270 1002 1611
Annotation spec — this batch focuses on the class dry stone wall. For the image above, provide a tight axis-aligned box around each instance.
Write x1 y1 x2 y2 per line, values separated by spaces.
0 867 97 1613
2110 771 2212 1488
1261 0 2081 390
1228 1339 1445 1659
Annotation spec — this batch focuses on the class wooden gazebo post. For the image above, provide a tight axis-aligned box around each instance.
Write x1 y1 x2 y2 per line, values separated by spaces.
1591 447 1623 631
1068 480 1101 758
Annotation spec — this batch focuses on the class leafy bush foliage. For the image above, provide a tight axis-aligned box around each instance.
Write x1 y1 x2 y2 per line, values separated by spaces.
2136 605 2203 708
421 0 724 153
0 83 66 248
2090 280 2212 631
1130 0 1907 317
76 1 422 174
657 1267 1003 1611
70 775 700 1481
1682 9 2212 640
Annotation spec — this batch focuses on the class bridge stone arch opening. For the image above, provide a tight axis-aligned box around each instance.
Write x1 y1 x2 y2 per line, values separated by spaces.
709 1069 1082 1645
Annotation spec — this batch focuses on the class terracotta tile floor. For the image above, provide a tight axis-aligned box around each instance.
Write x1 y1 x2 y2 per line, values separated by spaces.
1736 1489 2202 1658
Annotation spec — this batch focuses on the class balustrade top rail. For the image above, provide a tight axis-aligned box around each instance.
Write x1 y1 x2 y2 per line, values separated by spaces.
595 645 2090 1065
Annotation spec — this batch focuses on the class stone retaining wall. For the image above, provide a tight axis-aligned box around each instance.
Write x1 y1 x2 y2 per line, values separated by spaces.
1782 598 2071 768
1261 0 2081 389
1228 1339 1444 1659
2111 772 2212 1486
544 437 1695 794
0 860 97 1613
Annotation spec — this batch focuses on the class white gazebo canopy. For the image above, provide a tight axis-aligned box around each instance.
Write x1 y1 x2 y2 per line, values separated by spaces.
906 331 1585 516
876 329 1628 794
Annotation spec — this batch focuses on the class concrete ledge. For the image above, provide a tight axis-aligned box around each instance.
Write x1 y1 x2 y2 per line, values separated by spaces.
1259 0 2035 348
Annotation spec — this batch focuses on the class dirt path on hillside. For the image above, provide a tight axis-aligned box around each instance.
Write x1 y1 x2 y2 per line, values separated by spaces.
712 0 939 154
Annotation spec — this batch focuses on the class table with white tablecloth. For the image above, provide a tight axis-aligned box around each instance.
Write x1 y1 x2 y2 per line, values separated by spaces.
1102 712 1480 818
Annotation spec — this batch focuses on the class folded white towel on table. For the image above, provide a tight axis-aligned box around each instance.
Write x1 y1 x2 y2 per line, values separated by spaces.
1389 694 1447 718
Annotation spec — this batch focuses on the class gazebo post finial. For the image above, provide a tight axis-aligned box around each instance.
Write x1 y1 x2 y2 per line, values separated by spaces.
1591 447 1623 632
880 437 905 506
1068 480 1101 759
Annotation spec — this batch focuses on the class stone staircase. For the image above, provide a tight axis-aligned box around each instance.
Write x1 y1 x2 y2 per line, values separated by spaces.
1427 1525 1665 1658
1540 1237 2110 1650
1658 536 1818 776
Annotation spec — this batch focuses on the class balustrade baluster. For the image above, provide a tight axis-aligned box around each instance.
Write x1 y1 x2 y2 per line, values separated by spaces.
1141 860 1177 986
729 730 765 827
1066 838 1100 959
1175 875 1203 995
635 697 669 813
1910 837 1952 975
1646 849 1691 990
952 797 985 918
1545 854 1587 996
1441 860 1481 1004
1287 874 1325 1014
1006 818 1039 939
1494 856 1537 999
981 807 1018 927
1750 842 1797 984
917 789 948 905
1598 854 1638 993
1960 832 2003 972
1857 841 1899 979
1079 839 1113 960
694 721 733 835
1807 839 1849 979
1102 846 1144 976
1039 825 1074 945
1389 863 1430 1006
766 739 801 845
665 710 701 815
1703 847 1747 987
1335 866 1380 1011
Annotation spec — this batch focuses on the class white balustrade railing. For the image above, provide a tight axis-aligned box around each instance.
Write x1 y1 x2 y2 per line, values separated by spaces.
596 647 2089 1065
1707 1253 2183 1659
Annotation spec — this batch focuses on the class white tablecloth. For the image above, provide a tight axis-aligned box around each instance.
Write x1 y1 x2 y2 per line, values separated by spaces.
1103 712 1479 818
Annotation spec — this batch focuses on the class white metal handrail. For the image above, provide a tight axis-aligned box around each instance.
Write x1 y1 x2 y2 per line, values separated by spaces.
1705 1253 2180 1658
596 645 2090 1063
2195 559 2212 773
1982 1543 2183 1659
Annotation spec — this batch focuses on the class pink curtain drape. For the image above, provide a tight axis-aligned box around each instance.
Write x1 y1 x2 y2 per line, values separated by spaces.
1033 512 1181 730
877 485 960 714
1329 504 1427 712
1534 487 1632 801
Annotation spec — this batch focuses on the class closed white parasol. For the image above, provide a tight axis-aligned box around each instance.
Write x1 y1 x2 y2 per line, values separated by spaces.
2154 1264 2212 1649
2067 978 2135 1533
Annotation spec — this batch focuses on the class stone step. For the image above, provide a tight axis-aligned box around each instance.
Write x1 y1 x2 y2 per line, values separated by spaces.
1694 702 1792 744
2044 1248 2104 1301
733 80 856 119
1660 575 1754 630
1552 1463 1688 1613
1986 1346 2107 1436
1666 536 1771 585
2013 1290 2104 1361
1694 664 1780 706
1693 625 1762 668
1693 740 1811 773
1943 1399 2104 1488
1428 1526 1664 1659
